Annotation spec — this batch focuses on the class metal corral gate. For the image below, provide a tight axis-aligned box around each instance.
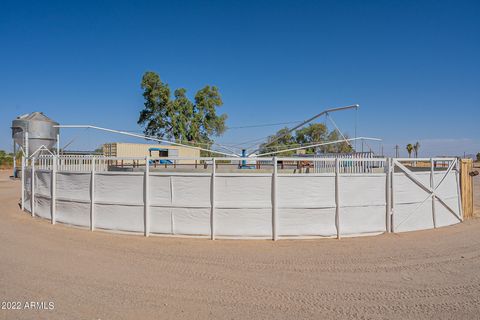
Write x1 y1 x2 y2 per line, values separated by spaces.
20 155 462 240
389 158 463 233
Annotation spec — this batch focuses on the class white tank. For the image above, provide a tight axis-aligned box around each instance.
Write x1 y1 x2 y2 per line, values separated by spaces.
12 112 59 156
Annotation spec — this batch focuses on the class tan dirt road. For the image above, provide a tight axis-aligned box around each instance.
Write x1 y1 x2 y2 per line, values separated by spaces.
1 171 479 319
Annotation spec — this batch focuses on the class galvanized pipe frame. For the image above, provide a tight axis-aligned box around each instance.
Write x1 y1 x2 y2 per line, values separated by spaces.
20 155 463 239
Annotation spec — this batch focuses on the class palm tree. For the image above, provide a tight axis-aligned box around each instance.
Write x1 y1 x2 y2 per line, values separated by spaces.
406 144 413 158
413 141 420 158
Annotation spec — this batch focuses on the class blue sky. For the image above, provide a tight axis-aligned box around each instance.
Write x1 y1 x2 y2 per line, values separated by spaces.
1 0 479 157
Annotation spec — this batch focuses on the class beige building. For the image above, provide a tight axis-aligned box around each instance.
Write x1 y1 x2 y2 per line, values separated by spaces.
103 142 200 164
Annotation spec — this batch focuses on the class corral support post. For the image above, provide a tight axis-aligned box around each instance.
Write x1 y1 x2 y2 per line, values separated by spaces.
31 157 35 217
21 156 25 211
56 133 60 155
144 156 150 237
13 140 16 178
335 158 340 239
90 157 95 231
272 157 278 241
430 158 437 228
386 158 391 233
391 159 396 233
25 131 29 158
51 156 57 224
458 159 468 220
210 158 216 240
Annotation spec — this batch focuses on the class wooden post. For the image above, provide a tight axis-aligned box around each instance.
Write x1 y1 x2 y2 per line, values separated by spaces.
460 159 473 219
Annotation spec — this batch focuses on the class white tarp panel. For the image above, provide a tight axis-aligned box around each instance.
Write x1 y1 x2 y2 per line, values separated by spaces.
393 172 434 232
56 200 90 227
172 207 211 235
216 208 272 237
34 195 51 220
433 170 461 227
277 175 336 236
149 175 172 205
94 203 144 232
340 206 385 235
215 175 272 237
33 171 52 220
216 175 272 208
278 208 336 236
171 176 211 207
277 175 335 208
148 174 211 235
149 207 172 234
392 170 461 232
24 169 32 212
35 171 51 198
339 175 387 235
95 173 144 205
56 172 91 202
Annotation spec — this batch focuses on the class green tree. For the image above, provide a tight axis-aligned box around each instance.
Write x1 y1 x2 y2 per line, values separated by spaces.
406 144 414 158
259 127 296 156
0 150 13 166
476 152 480 162
259 125 353 155
322 130 353 153
137 72 227 145
295 123 328 154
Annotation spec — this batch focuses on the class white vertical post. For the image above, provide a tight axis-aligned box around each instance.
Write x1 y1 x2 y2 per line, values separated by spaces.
31 157 35 217
90 157 95 231
51 156 57 224
335 158 340 239
430 158 437 228
144 156 150 237
272 157 278 241
21 156 25 211
386 158 391 233
13 139 16 178
56 133 60 155
25 131 29 158
210 157 216 240
391 159 396 233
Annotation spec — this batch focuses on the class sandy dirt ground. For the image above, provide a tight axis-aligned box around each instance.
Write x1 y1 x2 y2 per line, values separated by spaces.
1 171 479 320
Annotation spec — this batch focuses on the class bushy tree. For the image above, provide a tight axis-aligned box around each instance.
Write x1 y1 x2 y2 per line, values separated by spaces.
295 123 328 154
138 72 227 145
259 127 297 156
259 124 353 155
0 150 13 166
